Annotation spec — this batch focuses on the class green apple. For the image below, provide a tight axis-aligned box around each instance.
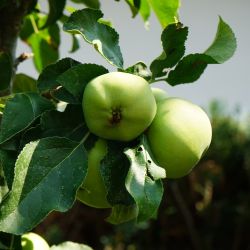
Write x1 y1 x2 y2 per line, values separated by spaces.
82 72 157 141
21 232 50 250
77 139 111 208
151 87 168 103
147 98 212 178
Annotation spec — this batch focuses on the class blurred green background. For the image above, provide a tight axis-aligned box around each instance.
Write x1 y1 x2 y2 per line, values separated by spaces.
33 100 250 250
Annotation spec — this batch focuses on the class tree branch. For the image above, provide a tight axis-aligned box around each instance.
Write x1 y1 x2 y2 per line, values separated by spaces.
0 0 35 96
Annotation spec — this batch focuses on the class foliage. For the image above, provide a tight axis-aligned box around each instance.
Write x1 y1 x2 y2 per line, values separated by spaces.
0 0 237 245
33 101 250 250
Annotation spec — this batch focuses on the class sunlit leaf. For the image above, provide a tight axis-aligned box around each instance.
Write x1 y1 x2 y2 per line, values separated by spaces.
63 8 124 68
205 17 237 63
147 0 180 28
0 137 87 234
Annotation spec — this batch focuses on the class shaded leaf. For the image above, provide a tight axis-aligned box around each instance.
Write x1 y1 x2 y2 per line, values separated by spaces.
51 87 79 104
123 62 151 80
43 0 66 28
100 141 134 206
147 0 180 28
13 74 38 93
0 233 21 250
0 137 87 234
40 105 87 141
0 150 18 189
125 0 140 18
19 13 38 41
0 166 9 203
0 93 54 144
0 53 12 92
106 204 138 224
167 54 216 86
150 23 188 78
63 8 124 68
70 35 81 53
57 63 108 101
205 17 237 63
37 57 80 93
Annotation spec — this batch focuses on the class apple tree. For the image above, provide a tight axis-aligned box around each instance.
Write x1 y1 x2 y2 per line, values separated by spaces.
0 0 236 249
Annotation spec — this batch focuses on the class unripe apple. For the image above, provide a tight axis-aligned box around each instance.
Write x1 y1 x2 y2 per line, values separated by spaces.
82 72 157 141
147 98 212 178
21 232 50 250
77 139 111 208
151 87 168 103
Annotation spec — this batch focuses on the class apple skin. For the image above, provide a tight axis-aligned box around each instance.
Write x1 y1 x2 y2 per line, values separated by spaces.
151 87 168 103
21 232 50 250
147 98 212 178
82 72 157 141
77 139 111 208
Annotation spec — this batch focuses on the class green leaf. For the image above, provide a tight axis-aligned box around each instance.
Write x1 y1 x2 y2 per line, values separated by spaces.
139 0 150 23
100 141 134 206
124 137 165 222
51 241 94 250
70 0 100 9
51 87 79 104
13 74 38 93
37 58 80 93
106 204 138 224
70 35 81 53
19 13 39 41
0 53 12 92
28 23 60 72
123 62 151 80
40 105 87 141
147 0 180 28
19 105 87 148
150 23 188 78
167 54 216 86
0 233 21 250
205 17 237 63
63 8 124 68
0 137 87 234
57 63 108 102
43 0 66 28
27 0 38 13
0 166 9 204
0 150 17 189
0 93 54 144
125 0 140 18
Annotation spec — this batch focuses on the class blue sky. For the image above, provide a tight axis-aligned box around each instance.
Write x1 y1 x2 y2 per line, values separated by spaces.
17 0 250 116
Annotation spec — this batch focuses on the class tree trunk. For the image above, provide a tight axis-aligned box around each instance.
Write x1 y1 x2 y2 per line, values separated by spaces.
0 0 34 96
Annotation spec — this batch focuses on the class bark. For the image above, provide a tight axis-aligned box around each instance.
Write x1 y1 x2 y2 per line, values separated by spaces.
0 0 34 96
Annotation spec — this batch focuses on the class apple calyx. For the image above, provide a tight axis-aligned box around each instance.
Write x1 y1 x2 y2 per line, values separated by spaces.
110 106 122 125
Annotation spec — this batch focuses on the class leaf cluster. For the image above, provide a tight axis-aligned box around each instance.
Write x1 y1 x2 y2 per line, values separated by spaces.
0 3 237 236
